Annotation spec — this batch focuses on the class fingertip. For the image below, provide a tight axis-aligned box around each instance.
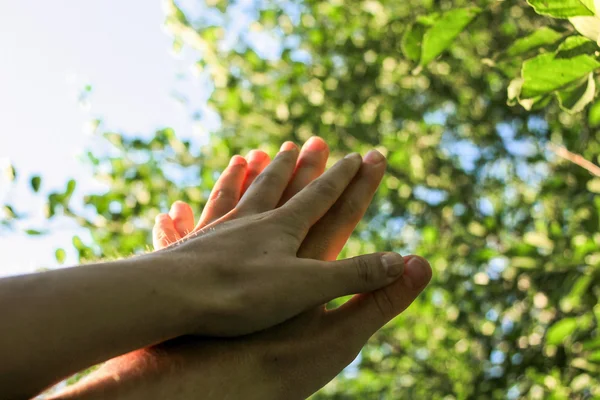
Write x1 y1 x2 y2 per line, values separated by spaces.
170 200 191 213
229 155 247 167
363 149 385 165
339 152 363 173
168 201 195 238
402 256 432 290
343 152 362 162
154 213 172 224
280 141 298 152
303 136 328 153
169 201 193 222
247 150 270 164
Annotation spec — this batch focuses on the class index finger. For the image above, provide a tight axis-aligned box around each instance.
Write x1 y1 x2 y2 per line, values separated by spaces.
278 153 362 234
298 149 386 261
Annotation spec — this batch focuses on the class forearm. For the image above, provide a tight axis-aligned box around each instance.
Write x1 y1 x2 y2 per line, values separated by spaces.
49 337 275 400
0 253 193 399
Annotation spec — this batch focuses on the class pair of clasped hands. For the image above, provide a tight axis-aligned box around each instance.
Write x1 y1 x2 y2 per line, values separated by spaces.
33 138 431 399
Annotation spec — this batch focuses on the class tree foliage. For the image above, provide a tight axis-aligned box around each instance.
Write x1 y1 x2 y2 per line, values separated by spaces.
3 0 600 398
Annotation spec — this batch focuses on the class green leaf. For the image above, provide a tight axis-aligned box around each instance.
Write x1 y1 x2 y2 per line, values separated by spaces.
504 27 563 57
590 350 600 362
73 235 85 250
555 35 599 58
546 317 578 345
402 23 426 62
521 53 600 98
556 73 596 113
416 13 440 27
419 7 481 66
589 99 600 126
527 0 595 18
25 229 44 235
65 179 76 197
30 175 41 192
55 248 66 264
579 0 600 15
569 275 593 298
583 336 600 350
579 0 597 13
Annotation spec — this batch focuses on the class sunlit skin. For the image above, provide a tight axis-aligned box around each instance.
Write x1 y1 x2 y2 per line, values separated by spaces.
52 137 432 400
1 137 420 399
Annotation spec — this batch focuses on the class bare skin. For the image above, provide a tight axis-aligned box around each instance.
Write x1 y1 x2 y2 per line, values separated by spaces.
51 137 432 400
0 139 411 399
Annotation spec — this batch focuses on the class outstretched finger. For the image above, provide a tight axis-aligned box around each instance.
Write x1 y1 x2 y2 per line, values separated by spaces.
197 155 248 227
298 150 386 261
278 153 362 235
168 201 195 238
240 150 270 196
152 214 182 250
278 137 329 205
236 142 299 214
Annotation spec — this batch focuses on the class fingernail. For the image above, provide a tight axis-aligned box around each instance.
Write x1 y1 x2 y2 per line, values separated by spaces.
280 141 298 152
403 256 431 289
381 253 404 277
344 152 361 160
363 149 384 165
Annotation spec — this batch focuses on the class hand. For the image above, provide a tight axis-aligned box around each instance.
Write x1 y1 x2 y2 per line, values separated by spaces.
153 138 329 246
55 138 431 400
148 140 409 337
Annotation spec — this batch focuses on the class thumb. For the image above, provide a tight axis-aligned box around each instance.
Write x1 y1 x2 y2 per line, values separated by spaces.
325 255 432 346
315 252 407 299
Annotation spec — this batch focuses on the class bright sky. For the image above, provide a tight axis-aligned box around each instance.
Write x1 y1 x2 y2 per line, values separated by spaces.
0 0 203 276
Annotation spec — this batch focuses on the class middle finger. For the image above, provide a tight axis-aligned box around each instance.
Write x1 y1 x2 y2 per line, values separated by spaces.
278 136 329 205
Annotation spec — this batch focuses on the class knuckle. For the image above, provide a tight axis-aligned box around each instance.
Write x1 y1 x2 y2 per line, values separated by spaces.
372 289 396 320
280 218 305 242
276 209 308 239
211 187 238 204
353 257 374 290
252 170 280 187
337 196 363 219
312 179 339 198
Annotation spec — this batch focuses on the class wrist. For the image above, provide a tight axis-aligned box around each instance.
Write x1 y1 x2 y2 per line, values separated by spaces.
131 251 200 337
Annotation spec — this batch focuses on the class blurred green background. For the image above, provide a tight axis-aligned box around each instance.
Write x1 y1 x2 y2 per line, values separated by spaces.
3 0 600 398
